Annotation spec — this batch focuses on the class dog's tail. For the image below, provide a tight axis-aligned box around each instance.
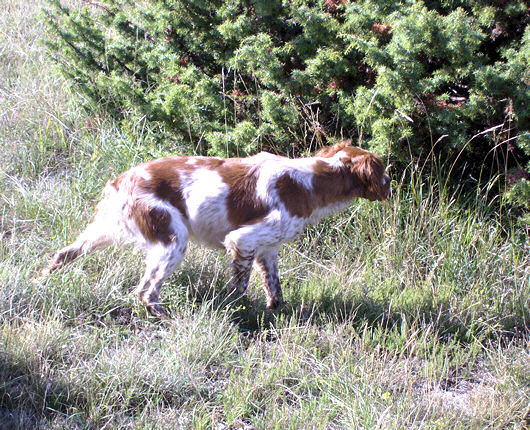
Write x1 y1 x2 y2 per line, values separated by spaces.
41 173 131 276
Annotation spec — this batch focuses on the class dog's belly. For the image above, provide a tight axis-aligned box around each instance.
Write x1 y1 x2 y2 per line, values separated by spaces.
183 197 234 248
188 222 231 249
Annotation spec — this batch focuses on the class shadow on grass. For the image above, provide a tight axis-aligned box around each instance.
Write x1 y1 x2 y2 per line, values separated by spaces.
0 343 209 429
34 253 527 347
0 355 78 430
228 293 474 342
174 267 529 345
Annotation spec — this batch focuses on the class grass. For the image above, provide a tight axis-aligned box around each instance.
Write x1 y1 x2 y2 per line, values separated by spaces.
1 1 529 428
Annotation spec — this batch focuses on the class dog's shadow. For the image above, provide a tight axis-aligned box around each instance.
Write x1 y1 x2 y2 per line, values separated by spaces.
167 264 477 344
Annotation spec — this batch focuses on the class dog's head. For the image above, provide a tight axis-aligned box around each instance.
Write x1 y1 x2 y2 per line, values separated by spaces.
316 141 391 201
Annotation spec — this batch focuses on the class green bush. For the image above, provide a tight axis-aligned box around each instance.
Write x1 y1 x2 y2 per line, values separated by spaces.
44 1 528 178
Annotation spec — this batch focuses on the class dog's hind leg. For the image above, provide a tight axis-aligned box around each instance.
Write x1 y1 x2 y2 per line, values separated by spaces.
41 220 116 276
134 241 187 318
133 208 189 318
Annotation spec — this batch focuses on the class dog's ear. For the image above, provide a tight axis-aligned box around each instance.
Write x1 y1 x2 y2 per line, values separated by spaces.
315 140 352 157
349 153 387 201
356 154 384 182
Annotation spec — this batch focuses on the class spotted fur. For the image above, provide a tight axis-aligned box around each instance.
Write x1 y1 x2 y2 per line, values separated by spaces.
42 141 390 317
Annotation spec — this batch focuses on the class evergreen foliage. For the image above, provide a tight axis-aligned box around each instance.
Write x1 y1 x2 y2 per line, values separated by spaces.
44 0 529 202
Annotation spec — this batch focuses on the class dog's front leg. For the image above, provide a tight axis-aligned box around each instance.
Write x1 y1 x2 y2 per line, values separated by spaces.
225 244 254 296
224 221 285 307
254 248 282 309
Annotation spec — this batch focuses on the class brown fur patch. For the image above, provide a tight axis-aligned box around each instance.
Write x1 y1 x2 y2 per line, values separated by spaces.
277 147 388 217
351 153 388 201
111 171 127 190
312 161 357 203
47 247 82 273
315 140 353 157
315 140 378 161
218 161 270 227
142 156 269 227
131 203 173 244
275 174 314 218
339 150 388 201
141 157 190 219
140 156 228 219
317 144 389 201
277 162 361 218
194 157 224 169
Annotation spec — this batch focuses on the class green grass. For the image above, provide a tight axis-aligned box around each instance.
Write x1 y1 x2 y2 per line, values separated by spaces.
1 1 529 429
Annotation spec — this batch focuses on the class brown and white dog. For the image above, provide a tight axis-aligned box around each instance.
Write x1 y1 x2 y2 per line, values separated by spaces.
42 141 390 317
